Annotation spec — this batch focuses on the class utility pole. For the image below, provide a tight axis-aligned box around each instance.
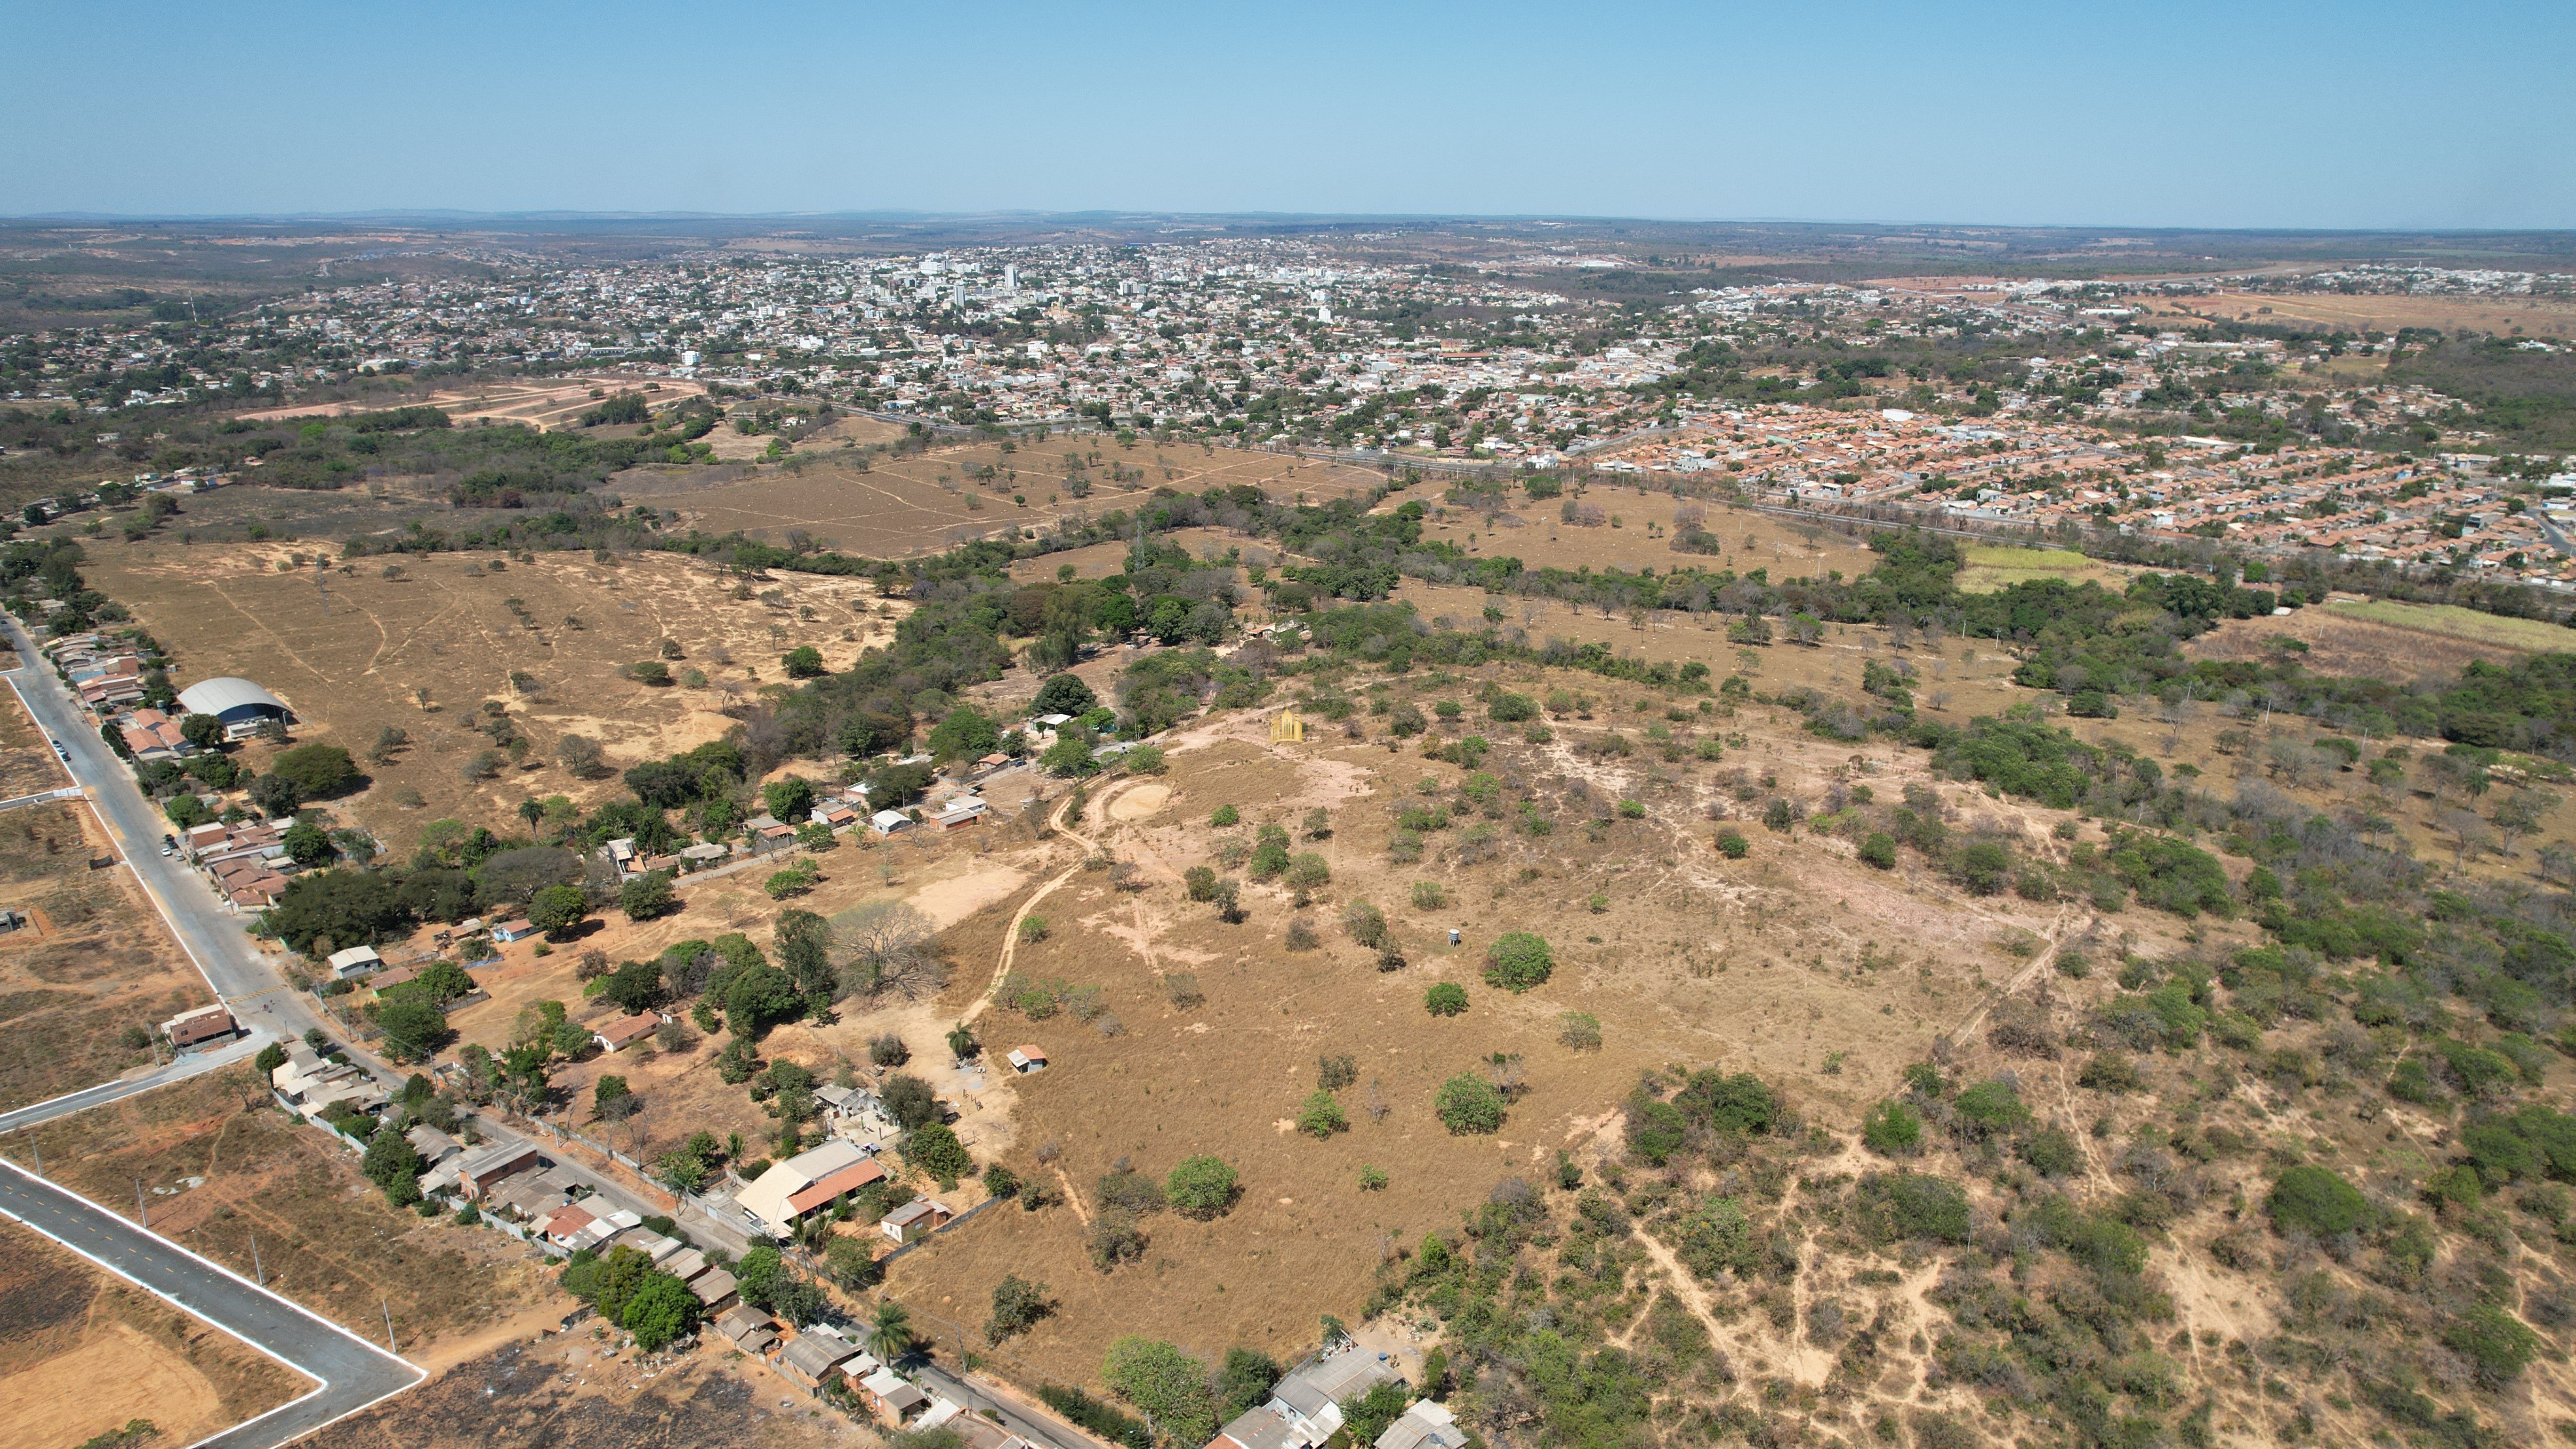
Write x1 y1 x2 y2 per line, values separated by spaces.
137 1177 147 1228
251 1235 263 1285
31 1141 39 1178
383 1297 399 1355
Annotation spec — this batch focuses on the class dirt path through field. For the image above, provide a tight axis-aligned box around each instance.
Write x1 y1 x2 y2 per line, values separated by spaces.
965 780 1129 1026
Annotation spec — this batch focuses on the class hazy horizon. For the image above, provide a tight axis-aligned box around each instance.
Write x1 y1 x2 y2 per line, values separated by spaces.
9 0 2572 230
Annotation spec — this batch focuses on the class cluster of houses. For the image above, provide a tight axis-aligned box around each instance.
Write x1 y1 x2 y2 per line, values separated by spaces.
731 1128 954 1248
708 1312 1042 1449
269 1038 389 1119
1206 1350 1464 1449
181 819 292 908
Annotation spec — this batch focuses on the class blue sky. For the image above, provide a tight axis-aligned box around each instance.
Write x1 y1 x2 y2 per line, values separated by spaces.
6 0 2570 228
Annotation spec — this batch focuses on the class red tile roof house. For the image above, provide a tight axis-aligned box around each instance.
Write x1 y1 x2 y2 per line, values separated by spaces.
591 1011 668 1053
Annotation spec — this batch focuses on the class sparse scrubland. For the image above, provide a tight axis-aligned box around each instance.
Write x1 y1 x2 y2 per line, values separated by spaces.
18 441 2574 1449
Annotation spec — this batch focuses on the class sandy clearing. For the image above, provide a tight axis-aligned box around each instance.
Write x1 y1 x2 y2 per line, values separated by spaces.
1107 783 1172 820
0 1321 231 1449
910 864 1033 929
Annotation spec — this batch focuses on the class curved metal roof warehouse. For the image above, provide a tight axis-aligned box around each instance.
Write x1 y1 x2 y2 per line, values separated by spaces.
175 677 290 724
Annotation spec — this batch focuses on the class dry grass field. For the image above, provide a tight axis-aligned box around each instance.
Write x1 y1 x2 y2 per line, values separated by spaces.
626 439 1385 559
16 1067 569 1360
2135 290 2576 340
1954 542 2132 594
0 1219 312 1449
80 540 889 853
1410 488 1882 585
0 684 217 1111
2187 596 2570 679
873 679 2230 1385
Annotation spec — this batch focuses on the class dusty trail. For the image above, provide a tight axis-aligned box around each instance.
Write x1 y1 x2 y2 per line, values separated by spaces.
966 780 1127 1026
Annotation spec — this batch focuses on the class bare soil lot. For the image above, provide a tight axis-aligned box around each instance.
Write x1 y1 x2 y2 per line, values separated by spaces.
235 377 709 432
2185 596 2552 680
0 1218 311 1449
2135 289 2576 340
16 1068 567 1359
0 684 215 1108
303 1336 841 1449
625 440 1385 559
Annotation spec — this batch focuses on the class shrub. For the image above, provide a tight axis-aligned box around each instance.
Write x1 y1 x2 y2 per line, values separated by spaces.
1183 866 1219 902
1952 1080 2030 1136
1018 915 1050 944
1411 881 1447 910
1482 932 1554 992
1435 1074 1505 1134
1860 1171 1971 1244
1862 1100 1921 1155
1165 1155 1239 1218
1425 982 1468 1016
1210 805 1239 827
2016 1127 2083 1178
1358 1165 1388 1191
1714 828 1749 859
1296 1090 1348 1138
1558 1012 1602 1051
2077 1053 2144 1094
1341 901 1389 950
2445 1304 2542 1387
1858 832 1897 869
2267 1165 2372 1238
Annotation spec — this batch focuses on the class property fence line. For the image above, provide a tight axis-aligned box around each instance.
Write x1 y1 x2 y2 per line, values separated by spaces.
874 1190 1005 1267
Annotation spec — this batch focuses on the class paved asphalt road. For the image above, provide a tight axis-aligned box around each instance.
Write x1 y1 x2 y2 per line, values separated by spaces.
909 1358 1107 1449
0 618 698 1229
0 1027 275 1135
0 1158 420 1448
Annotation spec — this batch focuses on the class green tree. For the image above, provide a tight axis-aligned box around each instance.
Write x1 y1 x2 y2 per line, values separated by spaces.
1425 982 1468 1016
928 707 1001 762
1435 1074 1505 1134
360 1122 423 1206
177 713 224 750
280 819 334 868
1296 1090 1348 1138
1164 1156 1239 1218
866 1299 914 1360
761 776 815 822
270 743 359 798
1482 932 1554 991
2268 1165 2372 1237
587 1245 653 1324
528 884 587 941
782 645 827 679
986 1274 1052 1342
1216 1347 1282 1419
1102 1336 1217 1446
734 1246 786 1310
375 996 448 1062
910 1122 974 1184
620 1272 700 1351
1862 1100 1921 1155
619 870 676 922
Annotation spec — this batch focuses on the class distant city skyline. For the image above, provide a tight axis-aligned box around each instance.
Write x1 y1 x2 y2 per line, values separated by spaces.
8 0 2572 230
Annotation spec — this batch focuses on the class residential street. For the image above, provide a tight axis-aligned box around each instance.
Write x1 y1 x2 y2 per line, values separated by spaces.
0 1158 421 1449
0 617 742 1251
0 1027 275 1135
